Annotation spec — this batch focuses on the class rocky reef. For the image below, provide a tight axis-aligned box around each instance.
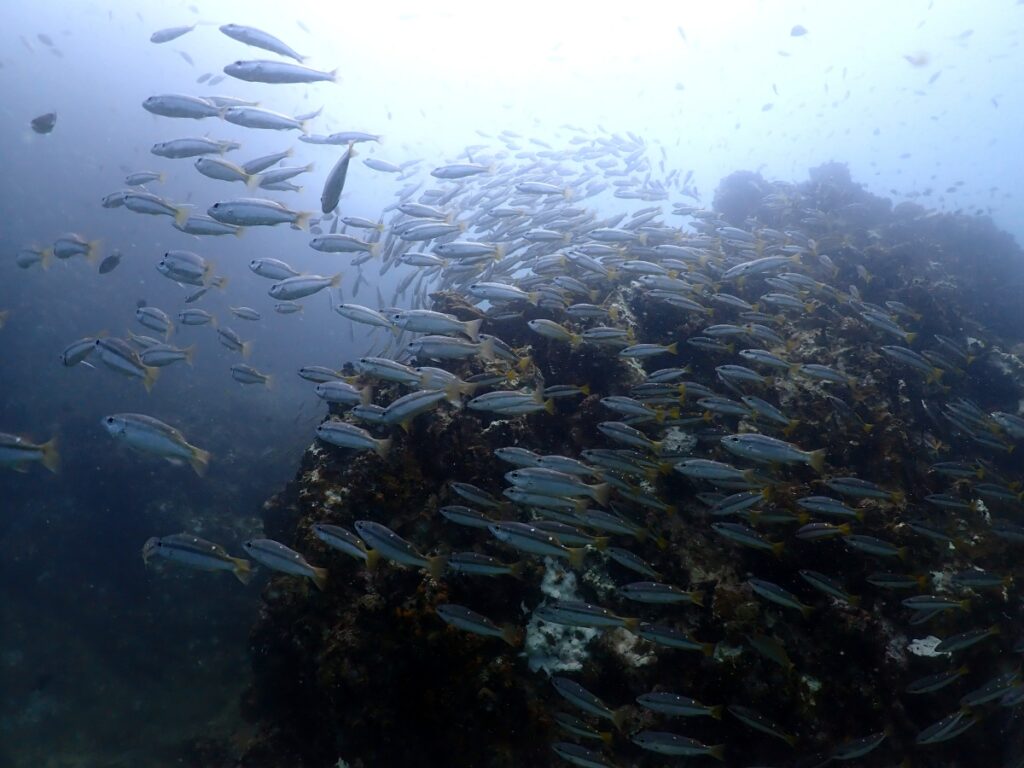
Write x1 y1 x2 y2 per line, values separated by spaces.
233 165 1024 768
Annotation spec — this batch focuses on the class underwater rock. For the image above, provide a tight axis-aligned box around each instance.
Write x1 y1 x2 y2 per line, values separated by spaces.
236 163 1024 767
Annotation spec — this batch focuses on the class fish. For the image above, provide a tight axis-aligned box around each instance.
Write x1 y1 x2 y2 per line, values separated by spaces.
631 731 724 760
268 273 341 300
720 433 826 473
150 25 195 43
30 112 57 134
243 538 328 590
224 59 336 84
102 413 210 476
143 533 251 583
94 338 160 392
230 364 272 387
98 250 122 274
209 198 310 228
142 94 221 119
434 604 519 646
321 142 355 214
551 678 626 730
316 420 390 457
352 520 446 577
219 23 305 61
0 433 60 473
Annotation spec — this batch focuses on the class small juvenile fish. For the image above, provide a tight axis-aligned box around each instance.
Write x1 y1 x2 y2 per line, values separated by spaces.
94 338 160 392
906 666 969 694
619 582 702 606
551 678 626 730
728 705 797 746
631 731 724 760
435 603 519 646
535 600 638 631
749 578 813 617
551 742 616 768
269 273 341 300
150 24 195 43
243 538 328 590
636 692 722 719
321 142 355 214
720 433 826 472
141 343 196 368
219 23 305 61
143 533 251 583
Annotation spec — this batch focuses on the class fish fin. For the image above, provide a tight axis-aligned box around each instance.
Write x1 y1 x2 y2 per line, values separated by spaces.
189 446 211 477
592 536 610 551
702 642 716 657
464 318 483 342
591 482 610 506
689 590 704 607
808 448 826 474
666 341 678 354
598 730 613 746
311 566 329 591
544 398 555 415
508 560 526 579
710 705 724 720
527 291 540 306
567 547 586 569
708 745 726 762
232 557 253 584
143 365 160 393
426 555 448 580
40 437 60 473
40 249 54 270
800 604 814 619
443 382 463 407
360 385 374 407
905 332 918 344
213 275 229 291
233 227 245 238
245 173 261 190
374 437 391 457
771 541 785 558
183 344 196 366
174 206 190 228
241 341 253 359
579 383 591 396
294 212 312 231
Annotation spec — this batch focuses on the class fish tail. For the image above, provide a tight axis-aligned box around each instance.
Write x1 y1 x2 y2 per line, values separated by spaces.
233 227 245 238
364 549 380 571
771 541 785 558
426 555 448 580
232 557 254 585
40 436 60 473
173 206 190 228
311 566 329 591
463 318 483 342
544 398 555 415
608 305 620 322
374 437 391 458
710 705 724 720
666 341 678 354
360 385 374 407
508 560 526 579
244 172 261 190
610 707 628 732
85 240 102 266
501 624 521 647
294 212 312 231
183 344 196 367
592 482 611 506
689 590 704 607
189 446 211 477
808 448 827 474
708 744 726 762
241 340 253 360
598 730 613 745
143 365 160 393
701 642 716 657
567 547 586 569
478 336 496 362
0 309 9 329
213 275 229 291
40 248 54 270
443 381 464 406
593 536 610 551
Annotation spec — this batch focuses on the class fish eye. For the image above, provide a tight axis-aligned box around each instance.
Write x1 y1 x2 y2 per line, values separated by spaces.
105 417 114 424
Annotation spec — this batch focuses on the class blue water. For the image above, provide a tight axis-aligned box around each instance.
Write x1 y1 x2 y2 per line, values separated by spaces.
2 2 1023 767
